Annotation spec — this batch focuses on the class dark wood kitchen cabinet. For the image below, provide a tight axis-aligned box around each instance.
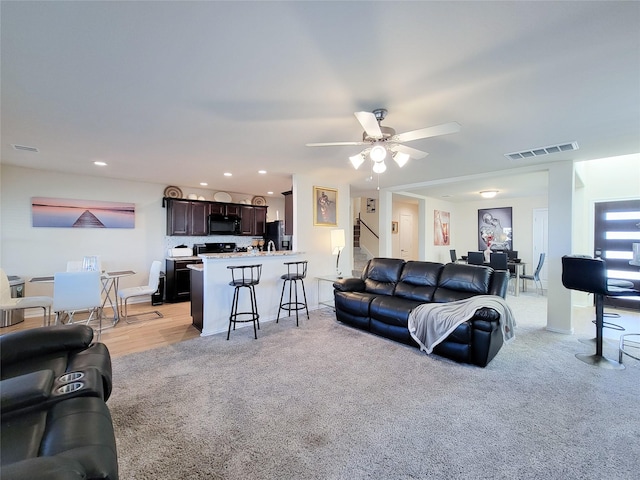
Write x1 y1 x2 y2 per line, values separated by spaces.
166 258 202 302
166 199 209 236
253 206 267 235
239 205 267 235
239 205 254 235
165 197 267 236
210 202 240 216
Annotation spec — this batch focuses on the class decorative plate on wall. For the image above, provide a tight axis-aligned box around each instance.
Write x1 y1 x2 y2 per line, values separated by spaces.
252 196 266 206
164 186 183 198
214 191 232 202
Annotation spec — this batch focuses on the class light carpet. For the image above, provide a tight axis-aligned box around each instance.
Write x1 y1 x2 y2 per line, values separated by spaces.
109 295 639 479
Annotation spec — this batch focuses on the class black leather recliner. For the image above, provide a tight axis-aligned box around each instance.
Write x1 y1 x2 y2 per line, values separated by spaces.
334 258 510 367
1 325 119 479
1 325 113 400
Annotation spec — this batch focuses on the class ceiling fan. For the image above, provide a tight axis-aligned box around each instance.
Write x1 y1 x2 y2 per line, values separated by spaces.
306 109 461 173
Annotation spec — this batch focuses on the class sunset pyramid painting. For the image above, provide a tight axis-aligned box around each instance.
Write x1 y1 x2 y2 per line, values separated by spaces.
32 197 135 228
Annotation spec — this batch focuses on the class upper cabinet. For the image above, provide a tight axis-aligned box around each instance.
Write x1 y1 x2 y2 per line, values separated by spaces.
166 199 210 236
165 198 267 236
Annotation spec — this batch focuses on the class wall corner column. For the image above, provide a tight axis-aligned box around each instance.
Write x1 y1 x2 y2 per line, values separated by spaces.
545 161 575 334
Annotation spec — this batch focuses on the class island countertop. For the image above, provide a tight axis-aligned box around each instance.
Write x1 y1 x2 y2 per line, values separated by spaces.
195 251 306 336
198 251 303 260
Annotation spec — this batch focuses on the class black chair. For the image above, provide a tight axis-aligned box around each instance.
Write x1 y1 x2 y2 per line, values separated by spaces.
521 253 546 295
227 264 262 340
506 250 519 260
489 252 508 270
277 260 309 326
561 255 639 369
467 251 484 265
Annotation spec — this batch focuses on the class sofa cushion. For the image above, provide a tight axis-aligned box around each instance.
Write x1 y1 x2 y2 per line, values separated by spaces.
432 264 492 302
394 261 443 302
363 258 405 295
370 295 423 328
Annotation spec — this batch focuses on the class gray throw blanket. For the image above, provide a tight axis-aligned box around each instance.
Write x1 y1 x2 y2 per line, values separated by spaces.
408 295 516 354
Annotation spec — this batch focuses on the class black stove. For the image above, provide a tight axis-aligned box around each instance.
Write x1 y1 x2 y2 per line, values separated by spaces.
193 242 236 255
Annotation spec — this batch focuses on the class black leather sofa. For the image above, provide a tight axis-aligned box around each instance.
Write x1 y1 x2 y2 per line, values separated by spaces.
333 258 510 367
0 325 118 480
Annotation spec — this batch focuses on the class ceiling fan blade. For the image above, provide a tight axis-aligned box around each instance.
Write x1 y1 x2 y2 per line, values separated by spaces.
306 141 367 147
390 144 429 159
354 111 383 138
393 121 461 143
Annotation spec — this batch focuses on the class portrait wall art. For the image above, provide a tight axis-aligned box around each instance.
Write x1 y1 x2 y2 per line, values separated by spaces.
32 197 135 228
313 187 337 226
478 207 512 251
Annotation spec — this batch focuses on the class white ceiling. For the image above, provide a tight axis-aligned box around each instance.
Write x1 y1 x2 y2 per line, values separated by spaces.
1 1 639 202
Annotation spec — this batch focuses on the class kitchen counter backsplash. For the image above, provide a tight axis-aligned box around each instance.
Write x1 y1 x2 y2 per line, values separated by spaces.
165 235 261 255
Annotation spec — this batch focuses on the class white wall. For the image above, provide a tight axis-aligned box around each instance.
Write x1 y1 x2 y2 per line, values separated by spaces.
452 195 548 269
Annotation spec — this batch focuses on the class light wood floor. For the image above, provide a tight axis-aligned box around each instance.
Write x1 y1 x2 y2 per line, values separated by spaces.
1 301 201 358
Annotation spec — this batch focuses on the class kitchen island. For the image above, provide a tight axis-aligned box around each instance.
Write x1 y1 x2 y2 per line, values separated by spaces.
188 251 303 336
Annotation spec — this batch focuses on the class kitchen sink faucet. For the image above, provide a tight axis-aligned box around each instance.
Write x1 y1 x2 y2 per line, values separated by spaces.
267 240 275 252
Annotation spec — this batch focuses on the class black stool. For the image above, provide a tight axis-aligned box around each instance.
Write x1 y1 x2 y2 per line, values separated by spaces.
227 264 262 340
561 255 639 369
277 261 309 326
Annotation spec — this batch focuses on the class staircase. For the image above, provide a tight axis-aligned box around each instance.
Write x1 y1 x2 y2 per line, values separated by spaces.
352 220 368 276
353 247 368 277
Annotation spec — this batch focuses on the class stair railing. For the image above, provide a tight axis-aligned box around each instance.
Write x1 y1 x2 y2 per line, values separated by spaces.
358 213 379 239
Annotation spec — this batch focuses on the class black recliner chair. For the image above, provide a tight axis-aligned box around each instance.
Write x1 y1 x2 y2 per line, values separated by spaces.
561 255 639 369
1 325 118 479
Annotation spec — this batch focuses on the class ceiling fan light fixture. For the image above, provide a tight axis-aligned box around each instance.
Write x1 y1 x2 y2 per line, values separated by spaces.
393 151 410 168
349 153 365 169
372 160 387 174
480 190 498 198
370 145 387 162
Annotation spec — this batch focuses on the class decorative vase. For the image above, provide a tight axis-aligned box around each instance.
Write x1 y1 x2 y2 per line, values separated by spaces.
484 246 491 263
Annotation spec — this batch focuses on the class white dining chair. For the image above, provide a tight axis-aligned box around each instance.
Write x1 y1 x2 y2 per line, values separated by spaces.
53 270 103 337
117 260 164 323
0 268 53 326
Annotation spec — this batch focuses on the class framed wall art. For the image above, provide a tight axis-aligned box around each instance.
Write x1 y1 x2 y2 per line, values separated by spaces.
434 210 450 246
392 221 399 234
478 207 512 251
32 197 135 228
313 186 337 226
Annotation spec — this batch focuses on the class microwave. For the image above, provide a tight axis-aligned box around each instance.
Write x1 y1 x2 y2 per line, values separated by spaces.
208 214 241 235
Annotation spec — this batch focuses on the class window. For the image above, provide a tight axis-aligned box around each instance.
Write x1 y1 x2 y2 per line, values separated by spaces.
594 199 640 309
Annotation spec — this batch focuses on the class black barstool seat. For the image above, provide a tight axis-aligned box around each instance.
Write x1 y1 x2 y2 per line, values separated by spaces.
227 264 262 340
277 261 309 326
561 255 640 369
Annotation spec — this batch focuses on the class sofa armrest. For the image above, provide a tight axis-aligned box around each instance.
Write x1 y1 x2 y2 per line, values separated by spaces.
333 277 366 292
0 325 94 366
0 457 87 480
1 370 54 414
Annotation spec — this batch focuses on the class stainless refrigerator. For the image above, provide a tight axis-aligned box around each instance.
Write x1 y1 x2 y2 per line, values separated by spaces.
265 220 292 250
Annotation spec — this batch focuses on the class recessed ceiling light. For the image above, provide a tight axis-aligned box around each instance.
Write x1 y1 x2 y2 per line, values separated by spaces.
480 190 498 198
94 161 107 166
258 170 267 174
223 172 232 177
267 191 273 195
200 182 208 186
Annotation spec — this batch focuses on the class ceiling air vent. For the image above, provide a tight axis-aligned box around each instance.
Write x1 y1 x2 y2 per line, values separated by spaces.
12 144 39 153
505 141 578 161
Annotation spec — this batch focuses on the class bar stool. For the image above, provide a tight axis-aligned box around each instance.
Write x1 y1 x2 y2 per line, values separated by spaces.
277 261 309 326
227 264 262 340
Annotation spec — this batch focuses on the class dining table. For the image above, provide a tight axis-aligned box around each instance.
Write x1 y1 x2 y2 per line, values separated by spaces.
30 270 136 325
